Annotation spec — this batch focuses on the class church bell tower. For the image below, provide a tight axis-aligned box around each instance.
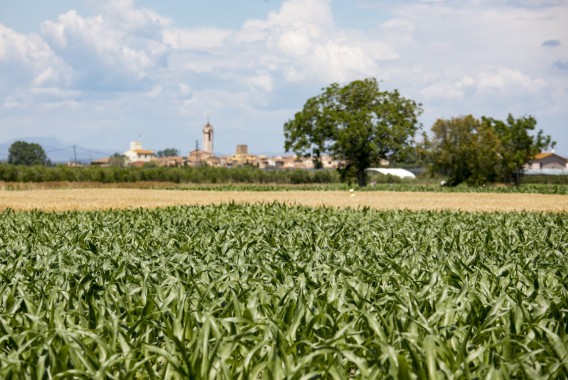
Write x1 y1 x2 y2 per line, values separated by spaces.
202 121 214 153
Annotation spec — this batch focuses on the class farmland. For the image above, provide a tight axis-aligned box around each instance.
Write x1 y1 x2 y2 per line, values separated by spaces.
0 203 566 378
0 188 567 212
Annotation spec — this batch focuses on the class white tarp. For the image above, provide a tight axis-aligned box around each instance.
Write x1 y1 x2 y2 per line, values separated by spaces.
366 168 416 179
524 168 568 176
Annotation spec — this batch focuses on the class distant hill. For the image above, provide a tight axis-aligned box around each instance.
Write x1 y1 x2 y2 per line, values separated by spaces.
0 137 116 164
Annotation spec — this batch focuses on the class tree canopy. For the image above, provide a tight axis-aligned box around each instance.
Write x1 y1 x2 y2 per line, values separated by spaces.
284 78 423 186
425 114 555 186
157 148 179 157
108 153 127 167
8 141 48 166
482 114 554 185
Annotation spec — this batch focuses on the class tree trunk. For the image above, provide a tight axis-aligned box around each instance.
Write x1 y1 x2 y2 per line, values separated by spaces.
357 169 367 187
514 168 522 187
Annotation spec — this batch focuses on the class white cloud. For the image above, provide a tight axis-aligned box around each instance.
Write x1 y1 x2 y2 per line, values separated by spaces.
378 1 566 101
421 67 546 102
32 67 59 86
477 67 546 92
94 0 171 31
249 74 274 92
178 83 192 96
381 18 415 32
40 4 170 91
0 24 71 100
239 0 333 42
162 28 231 50
0 25 66 75
273 0 334 29
274 23 321 56
232 0 397 83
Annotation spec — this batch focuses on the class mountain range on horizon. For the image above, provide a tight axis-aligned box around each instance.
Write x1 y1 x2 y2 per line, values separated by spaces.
0 137 118 164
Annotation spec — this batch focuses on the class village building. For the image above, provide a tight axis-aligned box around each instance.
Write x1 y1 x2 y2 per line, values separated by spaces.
203 121 214 153
526 152 568 170
153 156 185 167
186 121 223 167
124 141 155 164
91 157 110 167
186 150 222 167
225 144 259 167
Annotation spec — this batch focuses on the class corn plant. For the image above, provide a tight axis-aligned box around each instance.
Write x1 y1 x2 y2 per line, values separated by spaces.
0 204 566 378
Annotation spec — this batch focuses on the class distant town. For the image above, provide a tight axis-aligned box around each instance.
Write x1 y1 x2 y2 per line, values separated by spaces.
90 121 344 170
87 120 568 175
3 120 567 176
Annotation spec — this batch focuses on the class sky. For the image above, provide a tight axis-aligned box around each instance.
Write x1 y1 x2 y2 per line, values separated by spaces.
0 0 567 160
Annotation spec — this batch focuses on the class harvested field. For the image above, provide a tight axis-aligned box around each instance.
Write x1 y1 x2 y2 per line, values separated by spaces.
0 188 566 212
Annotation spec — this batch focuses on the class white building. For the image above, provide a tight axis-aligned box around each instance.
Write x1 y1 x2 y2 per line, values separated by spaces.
124 141 155 164
526 152 567 170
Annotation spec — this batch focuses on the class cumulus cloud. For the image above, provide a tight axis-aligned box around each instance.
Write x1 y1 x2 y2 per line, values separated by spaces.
232 0 397 84
477 68 546 92
0 24 72 106
40 2 170 91
154 0 399 102
421 67 548 102
162 28 231 50
381 18 415 32
239 0 334 43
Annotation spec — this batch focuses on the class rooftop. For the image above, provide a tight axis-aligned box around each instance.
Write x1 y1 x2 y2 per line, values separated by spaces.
130 149 155 155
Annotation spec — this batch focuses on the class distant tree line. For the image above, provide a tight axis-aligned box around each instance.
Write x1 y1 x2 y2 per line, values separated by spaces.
0 165 340 184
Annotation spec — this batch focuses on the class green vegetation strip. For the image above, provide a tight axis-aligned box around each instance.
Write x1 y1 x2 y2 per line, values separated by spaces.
167 183 568 195
1 164 568 195
0 204 566 378
2 180 568 195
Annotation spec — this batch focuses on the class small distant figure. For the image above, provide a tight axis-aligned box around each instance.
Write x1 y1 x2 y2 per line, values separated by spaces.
440 180 447 187
370 180 376 187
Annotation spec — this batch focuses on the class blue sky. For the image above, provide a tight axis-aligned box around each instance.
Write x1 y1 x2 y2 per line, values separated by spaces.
1 0 567 158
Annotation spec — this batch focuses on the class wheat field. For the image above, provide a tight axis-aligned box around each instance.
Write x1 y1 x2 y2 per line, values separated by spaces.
0 188 566 212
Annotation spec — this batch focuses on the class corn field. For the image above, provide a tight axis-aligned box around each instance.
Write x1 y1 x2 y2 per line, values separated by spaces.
0 204 566 379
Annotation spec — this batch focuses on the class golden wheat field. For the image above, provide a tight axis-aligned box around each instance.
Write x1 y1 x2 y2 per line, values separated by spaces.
0 188 567 212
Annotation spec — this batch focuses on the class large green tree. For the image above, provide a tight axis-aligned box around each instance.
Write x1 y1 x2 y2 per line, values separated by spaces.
8 141 48 166
284 78 423 186
482 114 554 185
426 114 554 186
425 115 502 186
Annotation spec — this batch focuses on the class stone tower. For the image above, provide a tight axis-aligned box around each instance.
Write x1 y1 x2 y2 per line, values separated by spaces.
202 121 214 153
